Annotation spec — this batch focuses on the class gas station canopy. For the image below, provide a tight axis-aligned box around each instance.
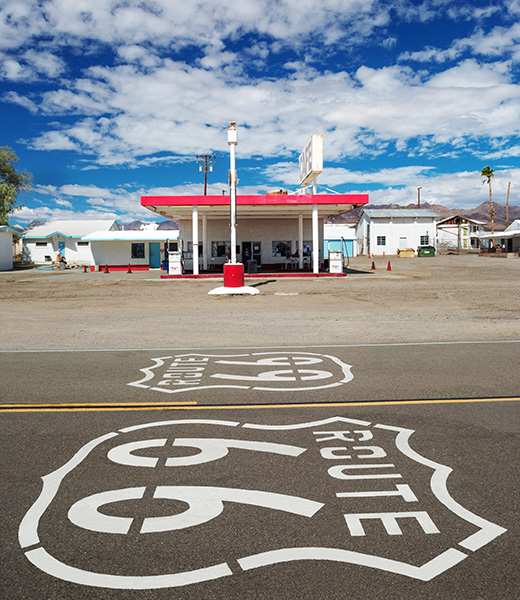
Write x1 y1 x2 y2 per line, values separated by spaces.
141 194 369 220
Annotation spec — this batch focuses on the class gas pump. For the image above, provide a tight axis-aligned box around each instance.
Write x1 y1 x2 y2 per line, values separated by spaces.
329 249 343 273
328 240 343 274
167 239 183 275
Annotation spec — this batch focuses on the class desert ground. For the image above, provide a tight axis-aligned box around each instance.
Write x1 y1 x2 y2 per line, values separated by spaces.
1 254 519 351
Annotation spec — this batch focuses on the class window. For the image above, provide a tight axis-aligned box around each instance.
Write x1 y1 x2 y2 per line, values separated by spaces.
420 235 429 246
186 242 203 258
131 243 145 259
212 241 230 258
376 236 386 245
36 242 48 247
77 241 89 247
298 241 312 256
272 241 292 257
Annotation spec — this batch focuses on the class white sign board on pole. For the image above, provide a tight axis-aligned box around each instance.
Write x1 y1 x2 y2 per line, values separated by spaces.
299 135 323 186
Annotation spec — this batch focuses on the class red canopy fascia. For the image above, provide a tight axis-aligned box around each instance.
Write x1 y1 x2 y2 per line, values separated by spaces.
141 193 369 220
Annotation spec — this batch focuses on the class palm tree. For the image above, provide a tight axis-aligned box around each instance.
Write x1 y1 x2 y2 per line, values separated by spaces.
481 165 495 234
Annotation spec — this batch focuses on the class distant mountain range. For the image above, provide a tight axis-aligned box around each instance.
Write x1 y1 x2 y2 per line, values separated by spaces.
20 202 518 233
121 220 179 231
329 201 520 231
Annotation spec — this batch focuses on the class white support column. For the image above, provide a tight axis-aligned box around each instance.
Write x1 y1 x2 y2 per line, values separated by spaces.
312 204 319 274
192 205 199 275
202 214 208 270
298 213 304 269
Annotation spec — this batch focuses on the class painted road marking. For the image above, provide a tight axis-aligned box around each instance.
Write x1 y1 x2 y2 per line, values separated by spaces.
19 416 507 589
2 396 519 412
127 352 353 394
1 338 519 353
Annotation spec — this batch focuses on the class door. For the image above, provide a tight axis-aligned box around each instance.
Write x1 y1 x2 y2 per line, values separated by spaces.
243 242 261 265
399 237 408 249
252 242 261 265
149 242 161 268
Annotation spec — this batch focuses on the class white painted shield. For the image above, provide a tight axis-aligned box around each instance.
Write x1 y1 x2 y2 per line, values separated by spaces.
19 417 506 589
127 352 353 394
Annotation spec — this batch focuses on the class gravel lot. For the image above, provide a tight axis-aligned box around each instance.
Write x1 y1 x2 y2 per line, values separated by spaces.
1 254 519 351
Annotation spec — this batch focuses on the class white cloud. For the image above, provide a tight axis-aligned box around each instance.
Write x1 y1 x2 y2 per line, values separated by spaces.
0 57 33 80
2 91 39 112
54 198 73 208
17 55 520 165
23 49 64 77
399 13 520 64
31 130 78 151
17 165 519 227
262 162 520 209
0 0 388 54
364 167 520 209
15 205 122 223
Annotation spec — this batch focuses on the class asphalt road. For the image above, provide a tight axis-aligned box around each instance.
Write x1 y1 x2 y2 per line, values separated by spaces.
1 341 519 599
2 340 520 407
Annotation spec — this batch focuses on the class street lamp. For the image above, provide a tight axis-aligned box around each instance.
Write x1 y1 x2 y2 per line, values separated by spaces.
417 187 422 209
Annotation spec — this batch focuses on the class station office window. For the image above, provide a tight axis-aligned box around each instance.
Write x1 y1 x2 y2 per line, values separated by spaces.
36 242 48 247
77 241 89 247
272 241 292 257
420 235 429 246
186 242 204 258
376 236 386 245
212 241 230 258
131 243 145 259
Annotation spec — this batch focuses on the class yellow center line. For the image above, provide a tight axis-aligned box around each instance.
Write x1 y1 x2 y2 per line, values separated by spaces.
1 397 519 412
0 401 197 407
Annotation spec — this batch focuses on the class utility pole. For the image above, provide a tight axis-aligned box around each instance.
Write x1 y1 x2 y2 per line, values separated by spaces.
417 187 422 209
506 181 511 227
196 154 216 196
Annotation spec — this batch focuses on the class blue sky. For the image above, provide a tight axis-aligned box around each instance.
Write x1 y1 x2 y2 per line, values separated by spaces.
2 0 520 226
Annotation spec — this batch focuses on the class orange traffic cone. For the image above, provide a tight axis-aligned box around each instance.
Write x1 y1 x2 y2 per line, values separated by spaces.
387 261 392 271
127 264 132 274
104 264 109 273
371 261 375 270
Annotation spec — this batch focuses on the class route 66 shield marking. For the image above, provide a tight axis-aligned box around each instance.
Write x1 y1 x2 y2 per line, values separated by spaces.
19 417 506 590
127 352 353 394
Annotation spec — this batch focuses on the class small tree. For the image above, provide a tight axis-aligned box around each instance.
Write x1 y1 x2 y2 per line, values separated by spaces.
0 146 32 226
480 165 495 234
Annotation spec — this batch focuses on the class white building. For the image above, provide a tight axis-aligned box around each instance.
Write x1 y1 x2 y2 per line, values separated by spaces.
0 226 18 271
81 229 178 270
22 220 119 265
355 209 439 256
436 215 485 251
479 220 520 256
323 223 358 258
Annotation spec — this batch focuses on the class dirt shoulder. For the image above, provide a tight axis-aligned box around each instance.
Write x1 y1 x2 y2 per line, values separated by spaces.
1 254 519 351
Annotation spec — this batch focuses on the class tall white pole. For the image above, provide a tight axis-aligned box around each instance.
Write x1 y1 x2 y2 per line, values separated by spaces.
312 175 319 273
298 213 304 269
192 204 199 275
228 122 238 264
312 203 319 274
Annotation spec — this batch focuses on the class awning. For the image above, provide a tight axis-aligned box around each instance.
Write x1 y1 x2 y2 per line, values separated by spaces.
141 194 369 220
81 231 179 242
480 230 520 240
